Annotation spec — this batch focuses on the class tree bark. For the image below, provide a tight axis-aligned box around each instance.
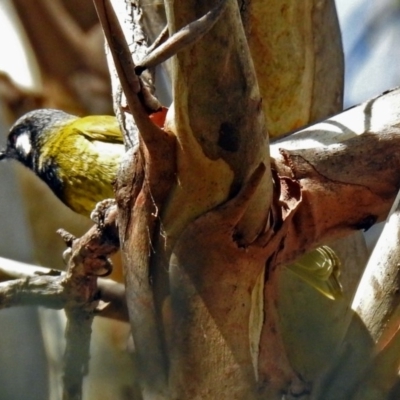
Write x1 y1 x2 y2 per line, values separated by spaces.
109 0 400 399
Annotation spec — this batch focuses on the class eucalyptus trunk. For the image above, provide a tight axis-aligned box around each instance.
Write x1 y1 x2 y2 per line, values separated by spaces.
110 0 400 399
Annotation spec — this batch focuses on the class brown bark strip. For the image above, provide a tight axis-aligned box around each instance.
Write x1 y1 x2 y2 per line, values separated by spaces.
96 2 177 394
116 125 176 396
252 170 305 396
113 99 175 400
109 58 176 400
118 179 169 397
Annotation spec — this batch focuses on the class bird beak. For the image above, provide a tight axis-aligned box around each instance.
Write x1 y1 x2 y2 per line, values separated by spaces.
0 147 13 161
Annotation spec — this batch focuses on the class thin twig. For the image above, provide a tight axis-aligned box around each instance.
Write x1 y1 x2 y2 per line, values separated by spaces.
135 0 228 74
146 25 169 55
0 274 65 309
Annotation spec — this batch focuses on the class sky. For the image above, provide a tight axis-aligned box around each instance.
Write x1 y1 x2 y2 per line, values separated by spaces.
336 0 400 106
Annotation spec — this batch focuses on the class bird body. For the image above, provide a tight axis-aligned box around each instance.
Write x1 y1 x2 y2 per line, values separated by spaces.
0 109 124 217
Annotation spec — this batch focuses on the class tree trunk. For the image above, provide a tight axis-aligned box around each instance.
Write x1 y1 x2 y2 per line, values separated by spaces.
109 0 400 399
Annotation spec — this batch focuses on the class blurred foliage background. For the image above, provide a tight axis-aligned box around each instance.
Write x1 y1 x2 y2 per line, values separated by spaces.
0 1 131 399
0 0 399 399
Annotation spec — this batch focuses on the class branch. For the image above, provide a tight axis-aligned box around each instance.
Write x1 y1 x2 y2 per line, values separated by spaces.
135 0 228 74
352 188 400 344
0 257 128 321
268 87 400 266
95 2 176 398
44 204 119 400
93 0 161 148
0 274 64 309
161 0 272 246
0 203 120 398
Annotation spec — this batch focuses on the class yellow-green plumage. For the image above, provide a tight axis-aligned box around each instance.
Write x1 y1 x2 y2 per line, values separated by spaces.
39 116 124 216
1 109 125 217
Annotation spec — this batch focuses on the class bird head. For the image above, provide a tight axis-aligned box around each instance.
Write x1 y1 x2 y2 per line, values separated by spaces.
0 109 76 171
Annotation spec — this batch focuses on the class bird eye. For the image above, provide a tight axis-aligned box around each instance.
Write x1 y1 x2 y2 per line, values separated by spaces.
10 133 17 145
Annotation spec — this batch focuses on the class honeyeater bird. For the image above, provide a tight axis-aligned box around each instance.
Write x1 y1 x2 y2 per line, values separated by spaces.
0 109 124 217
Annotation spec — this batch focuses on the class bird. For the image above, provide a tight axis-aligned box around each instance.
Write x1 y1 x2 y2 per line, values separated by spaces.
0 109 125 217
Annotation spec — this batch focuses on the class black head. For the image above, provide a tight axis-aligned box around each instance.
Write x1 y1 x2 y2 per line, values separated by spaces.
0 109 75 171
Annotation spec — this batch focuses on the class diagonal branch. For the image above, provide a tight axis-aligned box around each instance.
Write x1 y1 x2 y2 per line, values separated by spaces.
352 188 400 345
135 0 228 74
93 0 161 148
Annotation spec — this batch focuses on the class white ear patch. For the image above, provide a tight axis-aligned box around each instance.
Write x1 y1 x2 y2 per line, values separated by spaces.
15 132 32 156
